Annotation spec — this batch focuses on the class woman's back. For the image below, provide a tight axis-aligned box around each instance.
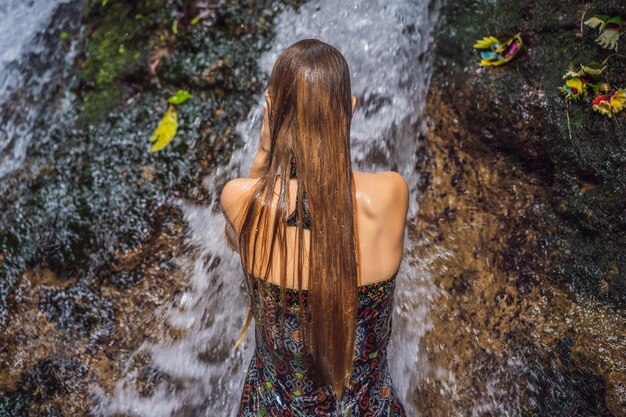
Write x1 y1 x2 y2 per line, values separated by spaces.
221 170 408 289
222 170 409 416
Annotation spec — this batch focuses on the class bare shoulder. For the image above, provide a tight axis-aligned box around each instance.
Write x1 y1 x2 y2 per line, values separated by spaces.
353 170 409 214
220 177 259 226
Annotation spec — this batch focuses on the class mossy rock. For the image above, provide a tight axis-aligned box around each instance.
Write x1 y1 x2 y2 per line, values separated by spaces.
433 0 626 307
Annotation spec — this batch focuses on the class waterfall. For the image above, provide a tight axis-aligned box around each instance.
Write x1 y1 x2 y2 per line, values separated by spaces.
93 0 444 415
0 0 78 178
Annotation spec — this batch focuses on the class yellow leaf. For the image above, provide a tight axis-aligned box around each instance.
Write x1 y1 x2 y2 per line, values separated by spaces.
610 88 626 113
150 105 177 152
473 36 500 50
565 78 584 93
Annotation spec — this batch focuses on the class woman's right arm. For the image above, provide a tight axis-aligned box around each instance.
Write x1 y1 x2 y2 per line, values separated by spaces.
248 104 271 178
248 147 269 179
220 178 258 253
220 179 246 253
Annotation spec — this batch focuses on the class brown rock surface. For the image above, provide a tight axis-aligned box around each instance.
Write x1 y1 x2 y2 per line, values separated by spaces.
412 87 625 416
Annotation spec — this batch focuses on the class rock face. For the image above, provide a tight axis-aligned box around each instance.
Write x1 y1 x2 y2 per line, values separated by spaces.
0 0 300 415
414 0 625 415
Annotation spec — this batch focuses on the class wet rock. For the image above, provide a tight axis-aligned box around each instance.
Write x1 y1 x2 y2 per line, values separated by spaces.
434 0 626 308
0 0 300 325
107 269 145 289
0 0 304 415
520 338 613 417
0 356 85 417
415 0 626 414
38 284 114 339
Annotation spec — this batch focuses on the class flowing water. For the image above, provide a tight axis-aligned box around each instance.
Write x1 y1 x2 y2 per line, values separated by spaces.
88 0 444 415
0 0 79 178
1 1 622 416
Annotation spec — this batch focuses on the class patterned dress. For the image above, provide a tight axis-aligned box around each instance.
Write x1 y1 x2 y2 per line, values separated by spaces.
237 274 406 416
238 157 405 416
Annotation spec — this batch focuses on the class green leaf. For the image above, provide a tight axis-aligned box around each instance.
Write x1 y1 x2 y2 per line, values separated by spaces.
172 19 179 35
149 105 178 152
580 63 605 76
102 0 109 6
168 89 193 105
588 82 603 96
59 31 70 42
606 16 623 25
190 15 200 25
595 15 613 23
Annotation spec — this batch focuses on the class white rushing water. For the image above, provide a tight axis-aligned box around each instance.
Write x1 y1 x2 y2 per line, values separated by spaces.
0 0 76 177
94 0 445 415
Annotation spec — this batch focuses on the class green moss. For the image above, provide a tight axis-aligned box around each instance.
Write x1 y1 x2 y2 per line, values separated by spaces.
77 0 163 125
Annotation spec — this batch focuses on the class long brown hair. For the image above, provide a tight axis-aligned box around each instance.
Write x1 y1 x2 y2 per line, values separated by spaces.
237 39 359 399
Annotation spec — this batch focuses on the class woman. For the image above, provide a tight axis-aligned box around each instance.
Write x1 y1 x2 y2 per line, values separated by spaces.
220 39 409 416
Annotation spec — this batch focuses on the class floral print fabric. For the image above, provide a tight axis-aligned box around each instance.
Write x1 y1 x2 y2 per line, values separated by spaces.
237 274 406 416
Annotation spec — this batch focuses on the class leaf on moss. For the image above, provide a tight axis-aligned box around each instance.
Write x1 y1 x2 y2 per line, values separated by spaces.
584 16 607 32
588 82 605 96
150 105 178 152
563 63 605 79
473 36 500 50
596 27 621 51
559 77 588 100
168 89 192 105
580 64 605 76
609 88 626 113
592 90 623 117
585 15 623 51
473 33 524 67
607 16 623 25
